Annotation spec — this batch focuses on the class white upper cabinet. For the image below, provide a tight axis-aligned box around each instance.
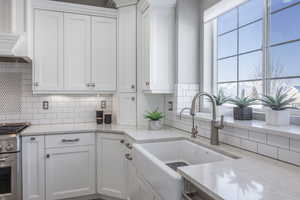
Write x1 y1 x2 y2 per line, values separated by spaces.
118 5 137 93
32 3 118 94
138 0 176 94
64 13 91 91
34 10 64 91
92 16 117 91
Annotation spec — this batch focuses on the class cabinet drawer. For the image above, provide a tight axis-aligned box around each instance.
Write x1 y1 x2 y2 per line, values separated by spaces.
46 133 95 148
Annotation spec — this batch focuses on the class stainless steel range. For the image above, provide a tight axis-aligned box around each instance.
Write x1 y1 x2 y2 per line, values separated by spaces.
0 123 29 200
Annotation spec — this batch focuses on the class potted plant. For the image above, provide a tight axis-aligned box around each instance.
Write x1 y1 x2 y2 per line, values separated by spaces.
260 87 297 126
144 109 164 130
230 90 257 120
212 89 231 117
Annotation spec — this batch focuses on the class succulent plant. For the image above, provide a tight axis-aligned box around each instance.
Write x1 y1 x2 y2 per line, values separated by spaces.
144 108 164 121
213 89 231 106
230 90 257 108
260 87 298 111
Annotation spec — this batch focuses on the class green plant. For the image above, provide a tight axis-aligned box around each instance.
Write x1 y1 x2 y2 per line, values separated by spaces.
230 90 257 108
260 87 298 111
144 109 164 121
213 89 231 106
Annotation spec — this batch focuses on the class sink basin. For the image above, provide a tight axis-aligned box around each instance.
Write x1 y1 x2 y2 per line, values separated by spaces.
133 139 233 200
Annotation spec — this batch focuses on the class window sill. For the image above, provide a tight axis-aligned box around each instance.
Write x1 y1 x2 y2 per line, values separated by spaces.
178 112 300 140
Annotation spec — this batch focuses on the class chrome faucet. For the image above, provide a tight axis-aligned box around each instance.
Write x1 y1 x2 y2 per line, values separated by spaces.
180 92 224 145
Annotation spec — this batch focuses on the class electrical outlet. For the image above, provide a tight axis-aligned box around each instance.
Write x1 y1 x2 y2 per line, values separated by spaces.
43 101 49 110
101 100 107 109
168 101 173 111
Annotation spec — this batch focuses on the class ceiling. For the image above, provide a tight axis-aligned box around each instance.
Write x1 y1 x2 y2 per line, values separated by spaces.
52 0 115 8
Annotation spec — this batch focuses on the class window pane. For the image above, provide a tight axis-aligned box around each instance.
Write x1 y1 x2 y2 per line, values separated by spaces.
270 4 300 45
239 21 263 53
239 51 262 80
271 0 300 12
270 41 300 78
218 83 237 97
218 31 237 58
218 57 237 82
218 8 238 34
270 78 300 107
239 81 262 97
239 0 263 26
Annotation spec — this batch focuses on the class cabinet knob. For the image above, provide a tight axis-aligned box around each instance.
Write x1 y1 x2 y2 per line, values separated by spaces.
125 153 133 161
126 143 133 149
131 85 135 89
46 154 50 159
120 140 125 144
30 137 36 141
131 97 135 101
145 82 150 86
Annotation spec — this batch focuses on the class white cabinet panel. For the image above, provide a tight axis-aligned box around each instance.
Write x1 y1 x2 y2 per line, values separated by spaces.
46 146 95 200
118 93 137 125
34 10 63 91
22 136 45 200
91 17 117 91
64 13 91 91
97 134 126 199
118 6 137 93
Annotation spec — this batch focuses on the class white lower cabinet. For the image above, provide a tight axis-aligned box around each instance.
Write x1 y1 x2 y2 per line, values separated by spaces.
45 146 96 200
97 134 127 199
22 136 45 200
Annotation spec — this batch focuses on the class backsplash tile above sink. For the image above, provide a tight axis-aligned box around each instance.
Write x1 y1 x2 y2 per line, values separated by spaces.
0 63 113 125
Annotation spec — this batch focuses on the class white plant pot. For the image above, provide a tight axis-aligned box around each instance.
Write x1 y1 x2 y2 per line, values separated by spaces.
216 106 228 117
265 109 290 126
148 120 163 130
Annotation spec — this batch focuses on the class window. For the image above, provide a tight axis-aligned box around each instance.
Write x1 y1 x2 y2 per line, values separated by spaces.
205 0 300 108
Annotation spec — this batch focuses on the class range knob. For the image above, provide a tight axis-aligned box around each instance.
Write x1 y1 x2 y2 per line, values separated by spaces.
5 143 15 151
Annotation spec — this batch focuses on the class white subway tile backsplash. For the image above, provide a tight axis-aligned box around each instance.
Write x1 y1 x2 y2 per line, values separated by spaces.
267 135 290 149
278 149 300 166
240 139 258 153
290 139 300 153
0 63 113 125
220 133 241 147
249 131 267 143
257 143 278 159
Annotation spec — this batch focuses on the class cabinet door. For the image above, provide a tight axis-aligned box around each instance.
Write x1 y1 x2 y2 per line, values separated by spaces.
91 17 117 91
141 9 151 91
127 161 139 200
45 146 95 200
137 178 155 200
22 136 45 200
97 134 126 199
118 93 137 125
118 6 137 93
34 9 63 91
64 13 91 91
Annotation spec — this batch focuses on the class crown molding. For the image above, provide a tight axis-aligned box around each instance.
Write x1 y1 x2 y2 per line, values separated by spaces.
113 0 138 8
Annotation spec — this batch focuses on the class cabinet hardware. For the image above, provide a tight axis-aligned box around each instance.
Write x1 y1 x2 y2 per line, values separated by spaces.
120 140 125 144
125 153 133 161
86 83 91 87
145 82 150 86
30 137 36 141
126 143 133 149
62 138 80 143
131 97 135 101
131 84 135 89
91 83 96 87
34 82 39 87
46 154 50 159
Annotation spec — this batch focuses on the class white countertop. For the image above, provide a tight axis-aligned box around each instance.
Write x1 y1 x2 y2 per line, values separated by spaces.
21 123 185 142
21 123 300 200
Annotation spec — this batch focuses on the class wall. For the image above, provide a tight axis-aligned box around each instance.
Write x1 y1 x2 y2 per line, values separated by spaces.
0 63 112 125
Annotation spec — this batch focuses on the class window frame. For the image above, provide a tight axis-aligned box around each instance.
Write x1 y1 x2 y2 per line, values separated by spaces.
202 0 300 119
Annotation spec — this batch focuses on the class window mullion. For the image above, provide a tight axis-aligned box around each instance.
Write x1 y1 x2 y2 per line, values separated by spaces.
263 0 270 95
